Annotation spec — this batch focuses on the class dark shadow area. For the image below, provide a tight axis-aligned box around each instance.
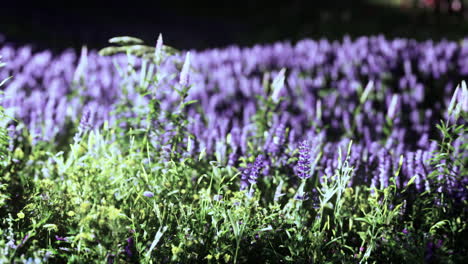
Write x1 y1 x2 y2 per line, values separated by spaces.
1 0 467 52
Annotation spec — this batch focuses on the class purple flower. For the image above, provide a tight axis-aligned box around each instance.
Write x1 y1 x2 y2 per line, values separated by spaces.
377 149 391 189
143 191 154 198
240 155 265 190
55 235 68 241
386 94 399 120
179 52 191 86
267 123 286 155
125 237 134 258
271 68 286 103
154 33 163 63
79 108 92 131
248 155 265 184
294 193 310 201
228 151 238 166
240 165 251 191
73 106 93 142
296 140 312 179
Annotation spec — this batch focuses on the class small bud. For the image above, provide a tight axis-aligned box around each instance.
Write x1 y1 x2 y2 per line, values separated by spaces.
17 212 25 219
143 191 155 198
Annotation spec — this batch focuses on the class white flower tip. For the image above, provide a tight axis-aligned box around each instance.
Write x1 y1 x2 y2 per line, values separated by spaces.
271 68 286 102
154 33 163 61
179 52 191 86
387 94 399 119
447 84 460 115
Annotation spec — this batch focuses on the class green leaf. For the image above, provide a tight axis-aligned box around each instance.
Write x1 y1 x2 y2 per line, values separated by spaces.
429 220 449 234
146 225 168 257
109 36 144 45
406 175 417 187
0 76 12 87
98 46 126 56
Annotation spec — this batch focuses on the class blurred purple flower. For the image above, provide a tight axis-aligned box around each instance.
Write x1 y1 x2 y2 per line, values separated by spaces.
179 52 191 86
154 33 163 63
125 237 134 258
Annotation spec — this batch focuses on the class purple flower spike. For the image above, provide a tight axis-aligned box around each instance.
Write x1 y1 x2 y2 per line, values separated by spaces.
79 108 92 131
267 123 286 154
239 155 265 190
387 94 399 120
154 33 163 63
125 237 134 258
296 140 312 179
179 52 191 86
143 191 154 198
55 235 68 241
73 106 93 143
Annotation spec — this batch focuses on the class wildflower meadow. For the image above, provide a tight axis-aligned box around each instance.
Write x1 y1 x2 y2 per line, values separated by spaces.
0 34 467 263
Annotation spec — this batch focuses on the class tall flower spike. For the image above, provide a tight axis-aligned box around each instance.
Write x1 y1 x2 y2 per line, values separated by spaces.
73 46 88 83
154 33 163 63
248 155 265 185
179 52 191 86
73 107 92 143
460 81 467 113
271 68 286 103
447 84 460 117
239 155 265 191
79 108 92 132
296 140 312 179
387 94 399 120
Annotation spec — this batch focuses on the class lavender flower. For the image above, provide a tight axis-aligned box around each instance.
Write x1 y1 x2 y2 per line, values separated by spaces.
240 165 252 191
143 191 154 198
72 46 88 83
55 235 68 241
73 106 93 143
240 155 265 190
267 123 286 154
179 52 191 86
377 149 391 189
271 68 286 103
228 151 238 166
386 94 399 120
154 33 163 63
296 140 312 180
79 108 92 131
125 237 134 258
248 155 265 184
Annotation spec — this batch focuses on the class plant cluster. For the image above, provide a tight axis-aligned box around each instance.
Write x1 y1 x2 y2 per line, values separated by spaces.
0 35 466 263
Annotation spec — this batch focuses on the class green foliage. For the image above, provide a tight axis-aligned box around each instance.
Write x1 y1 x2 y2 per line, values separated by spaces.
0 56 11 165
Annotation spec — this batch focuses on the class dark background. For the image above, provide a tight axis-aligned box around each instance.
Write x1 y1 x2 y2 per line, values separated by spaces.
1 0 467 52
